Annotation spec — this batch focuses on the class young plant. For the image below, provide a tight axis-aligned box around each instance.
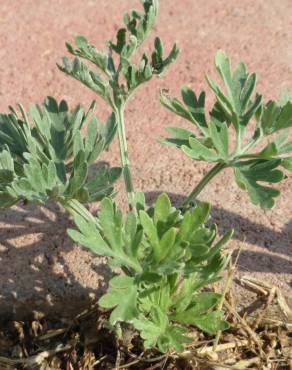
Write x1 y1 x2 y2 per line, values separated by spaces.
58 0 179 210
0 97 121 221
69 192 232 352
161 50 292 209
2 0 290 357
58 0 235 353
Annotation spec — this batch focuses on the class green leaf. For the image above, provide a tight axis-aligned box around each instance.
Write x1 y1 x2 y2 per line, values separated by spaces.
99 197 123 250
99 275 138 324
192 311 229 334
259 100 292 135
110 28 127 54
215 50 234 104
139 210 160 261
234 159 284 208
207 50 262 129
0 98 119 206
178 203 211 243
125 211 137 243
162 126 195 147
133 308 191 352
0 190 17 206
208 119 229 160
282 157 292 171
181 86 207 130
132 191 146 211
58 57 110 103
67 216 111 257
158 227 177 261
182 137 219 162
66 151 88 196
172 292 221 317
160 90 194 123
202 229 233 260
154 192 171 224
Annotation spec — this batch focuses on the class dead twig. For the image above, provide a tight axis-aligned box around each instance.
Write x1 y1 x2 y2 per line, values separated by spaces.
213 245 242 351
276 288 292 322
37 328 67 341
113 354 167 369
179 339 249 358
0 344 72 367
253 286 276 329
240 276 270 296
191 355 260 370
223 300 265 358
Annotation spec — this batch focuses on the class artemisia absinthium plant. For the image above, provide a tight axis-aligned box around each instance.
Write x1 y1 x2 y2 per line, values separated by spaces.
64 1 233 352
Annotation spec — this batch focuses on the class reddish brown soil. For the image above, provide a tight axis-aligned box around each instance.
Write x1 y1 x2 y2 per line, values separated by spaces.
0 0 291 316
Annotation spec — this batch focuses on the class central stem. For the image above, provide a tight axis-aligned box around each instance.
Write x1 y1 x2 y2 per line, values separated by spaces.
116 104 135 211
182 162 227 208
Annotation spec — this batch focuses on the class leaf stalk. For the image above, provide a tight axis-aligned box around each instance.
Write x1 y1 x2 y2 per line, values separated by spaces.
182 162 227 208
115 104 136 211
62 198 100 229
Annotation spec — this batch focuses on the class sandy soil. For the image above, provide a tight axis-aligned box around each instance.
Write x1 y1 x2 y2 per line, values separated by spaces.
0 0 291 316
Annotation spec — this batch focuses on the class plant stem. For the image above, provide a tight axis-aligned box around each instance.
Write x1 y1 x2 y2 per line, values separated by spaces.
62 199 100 229
182 162 227 208
115 104 136 211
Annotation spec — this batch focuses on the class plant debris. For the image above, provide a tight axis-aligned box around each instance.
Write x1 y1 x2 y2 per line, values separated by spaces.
0 280 290 370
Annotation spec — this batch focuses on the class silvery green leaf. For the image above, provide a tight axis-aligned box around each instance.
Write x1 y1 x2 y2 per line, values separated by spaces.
259 100 292 135
99 276 138 324
151 38 179 75
0 99 121 206
234 159 284 208
182 137 219 162
74 35 109 72
282 157 292 171
162 126 195 147
208 119 229 160
172 309 229 335
181 86 207 130
133 309 191 352
154 192 172 224
68 215 112 257
65 152 88 197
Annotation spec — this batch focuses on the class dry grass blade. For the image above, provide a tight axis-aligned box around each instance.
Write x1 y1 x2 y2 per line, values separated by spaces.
112 354 167 369
240 276 270 296
37 328 67 341
262 317 292 330
199 339 249 354
213 245 243 351
224 300 264 355
0 344 72 367
253 286 276 329
276 288 292 322
191 356 260 370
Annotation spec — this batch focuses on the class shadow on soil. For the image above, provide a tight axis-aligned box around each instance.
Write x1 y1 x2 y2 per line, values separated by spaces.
0 201 111 319
0 190 290 318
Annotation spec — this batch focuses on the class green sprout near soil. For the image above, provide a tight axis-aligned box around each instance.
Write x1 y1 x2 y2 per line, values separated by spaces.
0 0 291 355
69 193 233 352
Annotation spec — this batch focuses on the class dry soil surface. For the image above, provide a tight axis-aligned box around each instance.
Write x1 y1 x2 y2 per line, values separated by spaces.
0 0 291 317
